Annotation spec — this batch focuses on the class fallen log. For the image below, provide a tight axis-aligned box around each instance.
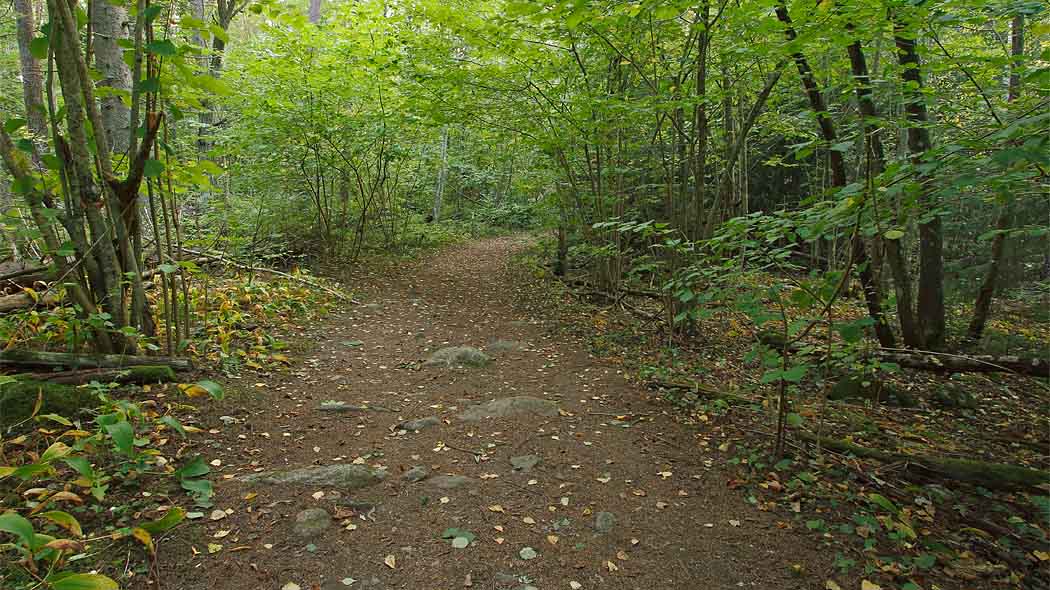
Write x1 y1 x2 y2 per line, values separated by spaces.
21 365 178 385
0 290 64 313
648 378 755 406
179 247 356 303
756 332 1049 378
798 433 1049 492
0 350 192 372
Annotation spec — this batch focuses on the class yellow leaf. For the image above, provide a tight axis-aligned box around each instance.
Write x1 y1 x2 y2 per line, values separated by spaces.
488 504 505 513
861 581 882 590
824 581 842 590
132 527 155 554
384 554 396 569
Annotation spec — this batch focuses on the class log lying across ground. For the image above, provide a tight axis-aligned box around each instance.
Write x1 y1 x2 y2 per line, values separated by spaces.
20 365 178 385
757 332 1049 378
799 433 1050 492
0 350 192 372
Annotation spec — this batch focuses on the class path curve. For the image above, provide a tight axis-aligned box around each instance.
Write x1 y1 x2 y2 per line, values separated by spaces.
158 236 830 590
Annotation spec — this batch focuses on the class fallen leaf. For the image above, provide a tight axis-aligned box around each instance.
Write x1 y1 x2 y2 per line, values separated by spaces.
569 582 582 590
729 520 741 527
488 504 505 513
523 516 535 525
547 535 559 545
209 510 227 521
605 560 619 572
824 581 842 590
384 554 396 569
616 550 628 561
861 581 881 590
207 543 222 554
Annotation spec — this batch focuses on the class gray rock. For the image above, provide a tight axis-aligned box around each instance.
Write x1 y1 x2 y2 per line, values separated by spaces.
319 401 394 413
427 475 473 490
423 346 490 368
398 416 441 431
293 508 331 538
459 396 559 421
510 454 541 472
402 466 429 482
594 511 616 534
243 464 386 490
487 340 527 354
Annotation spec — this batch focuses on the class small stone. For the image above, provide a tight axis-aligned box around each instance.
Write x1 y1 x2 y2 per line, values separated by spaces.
398 416 441 432
459 396 559 421
292 508 332 538
402 466 429 482
594 512 616 534
427 475 473 490
219 415 238 425
519 547 538 560
423 346 490 368
510 454 541 472
243 464 386 490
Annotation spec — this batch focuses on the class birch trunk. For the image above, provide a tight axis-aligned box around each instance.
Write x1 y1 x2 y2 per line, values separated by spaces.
91 0 133 155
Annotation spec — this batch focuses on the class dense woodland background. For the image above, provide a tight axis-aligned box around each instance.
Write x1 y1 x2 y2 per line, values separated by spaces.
0 0 1047 589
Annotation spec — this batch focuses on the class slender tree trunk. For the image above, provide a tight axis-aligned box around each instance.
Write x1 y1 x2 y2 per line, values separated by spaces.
15 0 47 141
309 0 322 23
432 126 449 221
847 39 920 347
894 17 945 350
692 1 710 240
966 14 1024 343
91 0 133 155
776 3 895 347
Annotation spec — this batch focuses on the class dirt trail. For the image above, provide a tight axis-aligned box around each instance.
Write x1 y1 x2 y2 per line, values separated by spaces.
159 236 831 590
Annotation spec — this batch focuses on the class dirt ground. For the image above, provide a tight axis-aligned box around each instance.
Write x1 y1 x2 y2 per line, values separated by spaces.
150 236 842 590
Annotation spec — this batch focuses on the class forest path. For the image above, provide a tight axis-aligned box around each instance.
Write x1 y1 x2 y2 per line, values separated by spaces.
159 236 830 590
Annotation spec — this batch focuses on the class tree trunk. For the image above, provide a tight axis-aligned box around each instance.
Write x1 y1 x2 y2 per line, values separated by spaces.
846 38 920 347
432 126 449 221
91 0 133 155
14 0 47 141
966 14 1024 344
309 0 322 23
894 18 945 350
0 350 192 371
776 3 895 348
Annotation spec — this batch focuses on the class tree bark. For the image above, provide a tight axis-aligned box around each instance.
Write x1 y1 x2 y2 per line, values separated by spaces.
0 350 192 371
846 38 920 347
776 3 895 348
966 14 1024 344
432 126 449 221
893 16 945 350
91 0 133 155
309 0 322 23
14 0 47 141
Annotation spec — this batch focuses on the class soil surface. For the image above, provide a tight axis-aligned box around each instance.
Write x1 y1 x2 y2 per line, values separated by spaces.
153 236 836 590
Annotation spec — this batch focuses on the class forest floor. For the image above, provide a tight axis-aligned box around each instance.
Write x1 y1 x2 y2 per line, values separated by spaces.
149 235 847 590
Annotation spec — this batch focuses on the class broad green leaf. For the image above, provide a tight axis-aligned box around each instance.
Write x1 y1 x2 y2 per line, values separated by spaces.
0 511 36 547
47 573 119 590
105 421 135 456
143 159 165 177
140 507 186 534
30 37 50 60
37 511 83 537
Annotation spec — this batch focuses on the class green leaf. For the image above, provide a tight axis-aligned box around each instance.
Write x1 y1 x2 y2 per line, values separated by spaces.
159 415 187 437
36 413 73 426
867 493 900 515
40 441 72 463
782 364 808 383
192 379 224 400
786 413 803 427
37 510 83 537
47 573 120 590
143 159 165 177
140 507 186 534
0 511 36 547
105 421 135 456
145 39 178 56
30 37 50 60
4 118 27 133
884 229 905 240
175 456 211 479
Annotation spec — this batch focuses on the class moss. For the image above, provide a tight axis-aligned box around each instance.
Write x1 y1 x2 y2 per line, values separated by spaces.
123 365 177 383
0 379 96 427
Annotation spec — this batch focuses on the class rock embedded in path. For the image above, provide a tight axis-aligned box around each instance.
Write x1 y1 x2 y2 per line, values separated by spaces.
398 416 441 432
427 475 473 490
459 396 559 421
293 508 332 538
510 454 541 472
594 511 616 534
486 340 527 354
243 464 386 490
423 346 490 368
402 465 429 482
319 401 393 413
